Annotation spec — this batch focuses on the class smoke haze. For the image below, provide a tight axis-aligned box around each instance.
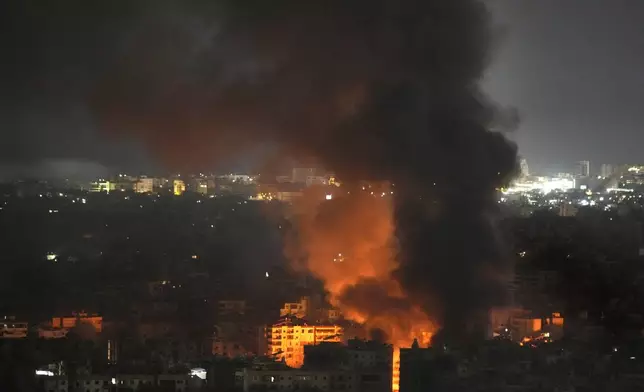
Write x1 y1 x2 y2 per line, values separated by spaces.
90 0 518 343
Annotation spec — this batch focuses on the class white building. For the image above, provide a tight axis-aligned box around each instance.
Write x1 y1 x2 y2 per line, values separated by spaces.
576 160 590 177
601 163 616 178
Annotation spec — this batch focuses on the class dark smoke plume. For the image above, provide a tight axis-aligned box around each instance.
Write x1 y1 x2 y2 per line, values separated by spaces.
92 0 518 342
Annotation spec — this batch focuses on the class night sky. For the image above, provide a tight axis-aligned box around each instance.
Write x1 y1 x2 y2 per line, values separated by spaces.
1 0 644 178
485 0 644 173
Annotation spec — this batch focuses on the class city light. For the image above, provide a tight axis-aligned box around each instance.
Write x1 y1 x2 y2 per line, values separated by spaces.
190 368 207 380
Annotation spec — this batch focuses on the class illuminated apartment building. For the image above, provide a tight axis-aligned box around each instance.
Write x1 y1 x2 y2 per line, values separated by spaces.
267 317 343 368
173 179 186 196
135 177 154 193
90 180 115 193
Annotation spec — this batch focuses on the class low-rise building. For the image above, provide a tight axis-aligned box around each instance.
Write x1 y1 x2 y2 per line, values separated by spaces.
218 300 247 316
52 313 103 333
0 318 28 338
38 326 69 339
134 177 154 193
42 374 192 392
241 368 356 392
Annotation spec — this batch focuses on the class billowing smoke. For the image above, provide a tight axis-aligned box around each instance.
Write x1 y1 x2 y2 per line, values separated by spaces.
92 0 518 343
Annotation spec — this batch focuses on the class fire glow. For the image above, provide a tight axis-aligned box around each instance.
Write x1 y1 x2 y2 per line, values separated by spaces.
288 187 436 391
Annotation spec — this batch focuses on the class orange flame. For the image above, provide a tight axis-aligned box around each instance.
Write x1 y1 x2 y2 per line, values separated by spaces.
287 186 436 391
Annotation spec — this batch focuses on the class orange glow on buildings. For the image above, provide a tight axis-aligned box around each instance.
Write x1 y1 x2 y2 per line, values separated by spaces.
267 317 343 368
287 188 437 392
52 313 103 333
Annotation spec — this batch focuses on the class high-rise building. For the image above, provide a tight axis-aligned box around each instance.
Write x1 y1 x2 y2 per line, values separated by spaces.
601 163 616 178
519 158 530 178
266 316 343 368
576 160 590 177
399 341 434 392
